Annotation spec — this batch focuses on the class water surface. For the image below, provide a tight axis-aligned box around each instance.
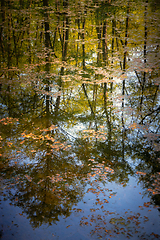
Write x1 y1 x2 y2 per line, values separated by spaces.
0 0 160 239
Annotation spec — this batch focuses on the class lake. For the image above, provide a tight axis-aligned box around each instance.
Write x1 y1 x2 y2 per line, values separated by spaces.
0 0 160 239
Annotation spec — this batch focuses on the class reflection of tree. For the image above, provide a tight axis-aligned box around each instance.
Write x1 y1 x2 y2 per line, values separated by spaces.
1 115 87 228
0 0 160 235
4 1 88 227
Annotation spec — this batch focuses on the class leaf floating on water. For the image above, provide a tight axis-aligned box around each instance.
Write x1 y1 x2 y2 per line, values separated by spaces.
66 225 71 228
136 171 146 175
143 202 151 208
7 142 13 147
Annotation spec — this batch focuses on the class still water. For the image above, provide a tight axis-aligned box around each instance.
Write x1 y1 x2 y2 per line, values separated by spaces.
0 0 160 239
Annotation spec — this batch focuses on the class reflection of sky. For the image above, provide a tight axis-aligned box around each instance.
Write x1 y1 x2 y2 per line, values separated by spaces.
1 174 160 240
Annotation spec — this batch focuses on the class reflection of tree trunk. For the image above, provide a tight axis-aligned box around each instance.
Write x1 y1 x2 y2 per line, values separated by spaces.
102 17 112 134
122 124 125 162
103 83 110 125
62 17 69 61
43 0 50 53
110 17 115 92
101 17 109 123
116 36 122 70
96 23 102 65
140 106 160 124
57 0 69 61
0 0 5 90
82 19 85 70
54 95 61 116
11 17 19 66
0 0 5 47
82 83 94 116
27 3 32 65
43 0 51 115
121 1 129 162
101 17 112 150
52 27 58 58
55 8 69 114
54 1 70 116
104 83 112 158
7 8 11 69
102 20 108 64
122 0 129 108
54 71 62 116
7 85 12 116
5 2 12 116
111 18 115 62
140 0 148 114
152 85 159 109
93 84 97 112
76 18 80 67
43 0 53 185
95 20 102 87
81 17 94 116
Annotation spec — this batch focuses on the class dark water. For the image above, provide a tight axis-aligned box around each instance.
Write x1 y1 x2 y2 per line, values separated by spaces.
0 0 160 239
